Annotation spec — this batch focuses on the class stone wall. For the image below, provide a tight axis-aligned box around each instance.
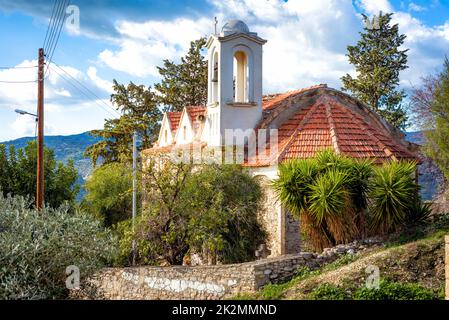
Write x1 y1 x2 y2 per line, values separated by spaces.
84 240 377 300
444 236 449 300
87 254 314 300
256 175 301 258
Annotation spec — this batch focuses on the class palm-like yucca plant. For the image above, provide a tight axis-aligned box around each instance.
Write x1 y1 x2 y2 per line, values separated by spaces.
308 169 359 246
369 160 419 234
274 150 422 251
272 158 318 218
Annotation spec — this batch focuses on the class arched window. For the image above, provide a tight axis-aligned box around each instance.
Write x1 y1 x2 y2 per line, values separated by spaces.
233 51 248 103
212 52 219 103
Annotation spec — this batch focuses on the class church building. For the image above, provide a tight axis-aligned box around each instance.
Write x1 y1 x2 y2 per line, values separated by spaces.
143 20 418 258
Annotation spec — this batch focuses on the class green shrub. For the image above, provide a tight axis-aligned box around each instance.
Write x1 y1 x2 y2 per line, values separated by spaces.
307 283 350 300
84 162 138 227
117 163 266 266
274 150 425 251
369 161 419 234
354 280 440 300
0 194 116 299
273 150 373 251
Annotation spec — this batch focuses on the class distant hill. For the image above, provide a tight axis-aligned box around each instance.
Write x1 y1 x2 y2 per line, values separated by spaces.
404 130 444 201
404 131 426 145
1 132 101 200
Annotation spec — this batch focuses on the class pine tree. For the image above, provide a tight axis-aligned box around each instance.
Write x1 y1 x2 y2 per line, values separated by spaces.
155 37 208 112
84 81 161 166
341 12 409 129
425 57 449 182
85 38 208 166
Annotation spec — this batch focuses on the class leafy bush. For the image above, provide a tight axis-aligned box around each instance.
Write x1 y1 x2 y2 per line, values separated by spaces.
84 162 138 227
117 162 266 266
0 194 116 299
354 280 440 300
0 141 79 208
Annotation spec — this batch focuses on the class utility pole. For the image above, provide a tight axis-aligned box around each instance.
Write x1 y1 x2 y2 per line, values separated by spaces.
132 131 137 265
36 48 45 210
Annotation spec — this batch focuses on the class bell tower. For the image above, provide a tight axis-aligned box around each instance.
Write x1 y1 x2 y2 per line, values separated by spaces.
202 20 267 146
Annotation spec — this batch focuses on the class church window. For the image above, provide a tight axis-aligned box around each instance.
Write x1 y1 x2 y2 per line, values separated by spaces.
233 51 248 103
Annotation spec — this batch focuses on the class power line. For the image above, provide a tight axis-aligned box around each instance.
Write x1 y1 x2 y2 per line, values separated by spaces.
0 65 38 69
44 0 69 77
49 64 120 118
43 0 58 50
0 79 38 83
44 0 65 55
51 61 120 116
46 0 70 67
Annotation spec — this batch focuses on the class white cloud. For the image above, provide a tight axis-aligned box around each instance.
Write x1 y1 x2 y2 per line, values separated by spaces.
98 17 211 77
356 0 393 15
409 3 427 12
87 67 113 94
0 60 117 140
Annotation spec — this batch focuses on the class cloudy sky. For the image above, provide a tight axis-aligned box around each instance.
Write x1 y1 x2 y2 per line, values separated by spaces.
0 0 448 141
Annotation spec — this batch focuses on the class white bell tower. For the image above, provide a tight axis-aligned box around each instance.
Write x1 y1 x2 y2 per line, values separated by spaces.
202 20 267 146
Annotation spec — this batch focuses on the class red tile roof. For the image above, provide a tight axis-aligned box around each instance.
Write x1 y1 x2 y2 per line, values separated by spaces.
167 112 181 133
185 106 206 122
245 96 417 166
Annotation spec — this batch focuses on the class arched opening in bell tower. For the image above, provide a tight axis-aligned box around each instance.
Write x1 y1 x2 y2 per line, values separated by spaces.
233 51 248 103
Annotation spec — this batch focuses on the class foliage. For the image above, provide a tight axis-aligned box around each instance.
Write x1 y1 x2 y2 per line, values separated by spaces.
425 57 449 184
84 38 208 167
84 81 161 166
410 74 440 129
353 280 440 300
273 150 373 250
369 161 419 234
274 150 423 251
83 162 137 227
341 12 409 129
0 194 116 299
308 283 350 300
155 38 208 112
116 161 265 266
0 141 79 208
307 280 440 300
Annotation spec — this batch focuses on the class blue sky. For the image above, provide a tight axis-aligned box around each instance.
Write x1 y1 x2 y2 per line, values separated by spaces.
0 0 448 141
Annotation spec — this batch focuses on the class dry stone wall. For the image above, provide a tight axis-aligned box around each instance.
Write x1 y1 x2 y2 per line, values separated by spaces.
85 240 378 300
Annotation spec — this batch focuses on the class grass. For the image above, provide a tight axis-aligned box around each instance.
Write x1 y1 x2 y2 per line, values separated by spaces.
231 217 449 300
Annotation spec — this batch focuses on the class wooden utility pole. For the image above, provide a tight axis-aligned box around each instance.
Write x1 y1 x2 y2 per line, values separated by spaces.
36 48 45 209
132 131 137 265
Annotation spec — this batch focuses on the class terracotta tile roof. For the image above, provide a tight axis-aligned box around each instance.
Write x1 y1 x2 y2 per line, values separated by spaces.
245 96 417 167
167 112 181 133
185 106 206 123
